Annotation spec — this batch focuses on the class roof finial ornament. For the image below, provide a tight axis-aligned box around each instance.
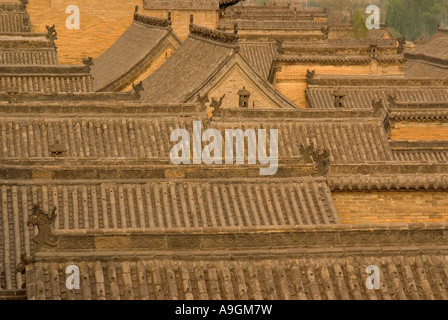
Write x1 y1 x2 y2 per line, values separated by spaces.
82 57 94 70
45 24 58 43
132 81 144 99
27 204 58 250
321 26 330 40
306 69 315 81
20 0 28 9
190 14 194 26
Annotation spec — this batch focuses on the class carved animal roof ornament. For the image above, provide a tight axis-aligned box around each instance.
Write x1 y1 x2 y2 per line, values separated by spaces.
372 98 384 117
134 7 172 30
321 26 330 40
45 24 57 43
82 57 94 70
132 81 144 99
300 142 330 175
208 94 225 119
190 14 238 44
306 69 315 81
27 205 58 250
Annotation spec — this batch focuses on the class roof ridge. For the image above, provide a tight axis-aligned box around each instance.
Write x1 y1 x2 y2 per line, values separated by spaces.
133 6 172 30
189 15 238 46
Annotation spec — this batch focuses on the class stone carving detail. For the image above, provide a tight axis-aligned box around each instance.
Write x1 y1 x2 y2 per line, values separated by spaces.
321 26 330 40
197 93 209 108
45 24 57 43
20 0 28 9
134 9 172 29
190 15 238 44
306 69 315 81
82 57 94 70
397 37 406 54
300 143 330 175
15 252 33 289
372 98 384 117
27 205 58 250
387 93 397 108
276 39 284 54
132 81 144 99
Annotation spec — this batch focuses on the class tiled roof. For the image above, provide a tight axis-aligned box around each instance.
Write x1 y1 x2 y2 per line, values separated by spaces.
0 34 58 65
211 120 393 163
0 2 29 33
143 0 220 10
24 253 448 300
140 32 236 103
391 141 448 162
0 65 92 93
406 30 448 63
0 115 392 164
91 14 181 92
306 77 448 109
0 178 339 290
405 61 448 78
239 42 276 79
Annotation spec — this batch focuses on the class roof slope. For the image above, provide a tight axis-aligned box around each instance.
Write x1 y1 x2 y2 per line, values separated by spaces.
140 33 235 103
91 14 181 92
0 116 392 163
239 42 277 80
0 178 339 290
25 254 448 300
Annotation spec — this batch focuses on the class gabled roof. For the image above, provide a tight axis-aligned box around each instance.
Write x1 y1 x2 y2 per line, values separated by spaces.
306 76 448 109
0 1 30 33
91 12 181 92
21 223 448 300
140 24 296 109
25 253 448 300
0 33 58 65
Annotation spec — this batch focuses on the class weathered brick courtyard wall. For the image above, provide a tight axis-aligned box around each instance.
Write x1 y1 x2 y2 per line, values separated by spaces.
27 0 141 65
333 191 448 224
25 0 219 64
390 122 448 140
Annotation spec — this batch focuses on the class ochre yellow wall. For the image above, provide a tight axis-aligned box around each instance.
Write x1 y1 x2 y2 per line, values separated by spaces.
27 0 141 64
333 191 448 224
26 1 220 64
391 122 448 140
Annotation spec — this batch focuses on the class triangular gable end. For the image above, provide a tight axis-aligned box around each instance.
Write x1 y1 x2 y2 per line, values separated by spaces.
187 54 297 109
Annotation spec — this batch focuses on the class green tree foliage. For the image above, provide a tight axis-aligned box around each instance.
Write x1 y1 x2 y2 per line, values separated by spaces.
350 9 369 38
386 0 448 40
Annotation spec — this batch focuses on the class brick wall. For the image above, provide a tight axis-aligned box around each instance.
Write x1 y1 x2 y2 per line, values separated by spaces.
333 191 448 224
144 9 218 40
27 0 141 65
25 1 220 64
391 122 448 140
